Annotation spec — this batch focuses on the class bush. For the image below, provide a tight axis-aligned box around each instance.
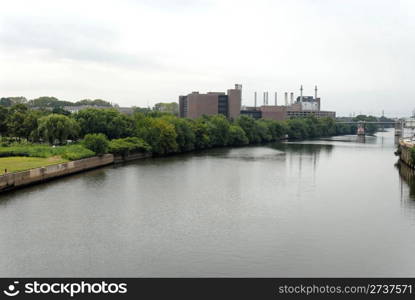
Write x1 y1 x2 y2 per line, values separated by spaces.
109 137 151 155
58 145 95 160
0 144 95 160
82 133 109 155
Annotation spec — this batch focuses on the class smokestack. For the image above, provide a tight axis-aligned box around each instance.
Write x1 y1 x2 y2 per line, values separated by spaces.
300 85 303 102
314 85 318 99
266 92 269 105
254 91 257 108
274 92 277 106
263 92 266 105
284 92 288 106
290 92 294 105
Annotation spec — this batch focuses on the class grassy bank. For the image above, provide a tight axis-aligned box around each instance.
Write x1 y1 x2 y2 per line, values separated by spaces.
0 156 68 175
0 144 95 160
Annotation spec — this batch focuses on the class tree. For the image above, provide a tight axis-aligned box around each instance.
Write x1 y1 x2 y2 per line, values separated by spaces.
265 120 288 140
286 118 309 139
75 99 112 107
136 117 178 154
74 108 134 139
28 96 73 108
6 104 29 139
191 119 211 149
236 115 262 144
257 120 272 142
52 107 71 116
0 106 8 136
38 114 80 144
205 114 231 146
0 97 27 107
83 133 109 155
162 116 195 152
153 102 179 116
229 125 249 146
21 110 43 141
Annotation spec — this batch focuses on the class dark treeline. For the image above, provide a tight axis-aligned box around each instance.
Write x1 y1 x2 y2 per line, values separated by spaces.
0 96 113 108
0 102 366 157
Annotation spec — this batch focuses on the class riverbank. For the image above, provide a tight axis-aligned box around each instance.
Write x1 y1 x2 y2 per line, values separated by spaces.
398 139 415 168
0 154 114 192
0 156 68 175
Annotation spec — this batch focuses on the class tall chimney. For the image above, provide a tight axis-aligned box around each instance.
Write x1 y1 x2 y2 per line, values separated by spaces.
290 92 294 104
254 91 257 108
300 85 303 102
284 92 288 106
274 92 277 106
263 92 266 105
314 85 318 99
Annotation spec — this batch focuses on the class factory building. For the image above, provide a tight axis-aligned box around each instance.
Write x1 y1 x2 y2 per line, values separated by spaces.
240 85 335 120
179 84 242 119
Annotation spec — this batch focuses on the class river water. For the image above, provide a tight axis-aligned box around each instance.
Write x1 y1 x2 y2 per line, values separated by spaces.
1 129 415 277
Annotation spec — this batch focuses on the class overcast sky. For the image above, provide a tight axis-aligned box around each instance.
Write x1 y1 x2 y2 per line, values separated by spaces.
1 0 414 116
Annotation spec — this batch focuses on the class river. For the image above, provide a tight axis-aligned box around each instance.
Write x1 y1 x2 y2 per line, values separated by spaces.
1 129 415 277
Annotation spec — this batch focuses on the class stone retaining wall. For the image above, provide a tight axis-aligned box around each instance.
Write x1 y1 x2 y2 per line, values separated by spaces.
400 141 414 168
0 154 114 192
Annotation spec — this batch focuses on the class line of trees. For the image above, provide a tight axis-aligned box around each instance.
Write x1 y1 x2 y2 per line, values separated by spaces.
0 103 361 156
0 96 113 108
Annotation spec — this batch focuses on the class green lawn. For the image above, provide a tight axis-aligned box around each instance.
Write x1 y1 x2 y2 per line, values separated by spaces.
0 156 68 175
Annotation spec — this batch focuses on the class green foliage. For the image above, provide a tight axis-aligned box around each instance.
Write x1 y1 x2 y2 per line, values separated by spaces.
0 106 8 136
162 116 195 152
229 125 249 146
28 96 74 108
38 114 80 144
236 115 262 144
206 114 231 146
153 102 179 116
191 120 211 149
59 145 96 160
0 97 27 107
136 117 178 155
6 104 29 139
286 118 309 139
82 133 109 155
75 99 112 107
74 108 134 139
0 144 94 160
109 137 151 155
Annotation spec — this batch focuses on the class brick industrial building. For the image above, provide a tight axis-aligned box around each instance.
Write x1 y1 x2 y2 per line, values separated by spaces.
179 84 335 121
241 86 335 121
179 84 242 119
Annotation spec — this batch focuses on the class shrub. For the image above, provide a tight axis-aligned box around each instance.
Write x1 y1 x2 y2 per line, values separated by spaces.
0 144 95 160
82 133 109 155
108 137 151 156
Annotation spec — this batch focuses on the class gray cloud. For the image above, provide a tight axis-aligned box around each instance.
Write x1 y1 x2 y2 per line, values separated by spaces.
0 17 161 70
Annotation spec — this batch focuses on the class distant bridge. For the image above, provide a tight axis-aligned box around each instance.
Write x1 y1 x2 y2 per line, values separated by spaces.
336 120 405 136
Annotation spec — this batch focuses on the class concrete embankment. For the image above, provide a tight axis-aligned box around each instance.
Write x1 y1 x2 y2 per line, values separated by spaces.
0 154 114 192
0 152 154 193
399 139 415 168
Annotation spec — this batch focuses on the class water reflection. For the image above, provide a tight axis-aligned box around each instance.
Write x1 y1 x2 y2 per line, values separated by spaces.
3 129 415 277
